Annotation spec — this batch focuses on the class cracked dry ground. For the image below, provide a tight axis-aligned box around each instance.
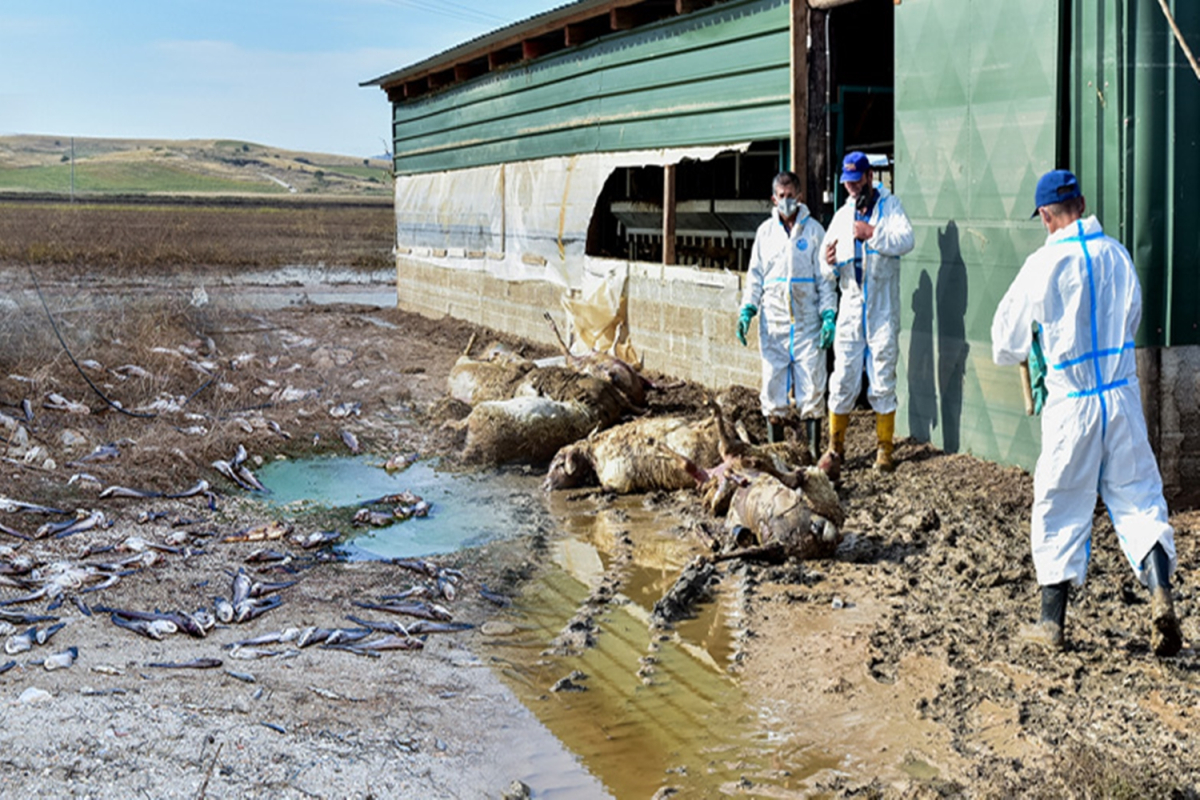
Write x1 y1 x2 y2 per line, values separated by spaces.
0 297 1199 798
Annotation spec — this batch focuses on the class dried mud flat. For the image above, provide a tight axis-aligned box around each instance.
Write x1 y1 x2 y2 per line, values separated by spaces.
1 288 1199 799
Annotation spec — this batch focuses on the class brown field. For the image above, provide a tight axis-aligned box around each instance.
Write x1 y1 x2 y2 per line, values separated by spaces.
0 196 395 274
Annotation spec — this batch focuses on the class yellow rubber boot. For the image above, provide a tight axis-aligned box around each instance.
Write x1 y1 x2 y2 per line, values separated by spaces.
817 412 849 480
874 411 896 472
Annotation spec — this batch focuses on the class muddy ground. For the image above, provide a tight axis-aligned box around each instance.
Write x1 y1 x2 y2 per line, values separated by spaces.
1 279 1199 799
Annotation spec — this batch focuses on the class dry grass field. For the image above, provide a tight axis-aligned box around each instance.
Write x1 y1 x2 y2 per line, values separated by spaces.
0 196 395 273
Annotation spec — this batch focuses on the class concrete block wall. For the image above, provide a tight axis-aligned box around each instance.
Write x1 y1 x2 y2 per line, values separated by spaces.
396 256 761 390
1154 346 1200 509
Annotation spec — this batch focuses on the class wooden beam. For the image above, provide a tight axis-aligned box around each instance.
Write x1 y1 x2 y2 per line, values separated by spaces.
675 0 713 13
789 0 808 189
662 164 677 266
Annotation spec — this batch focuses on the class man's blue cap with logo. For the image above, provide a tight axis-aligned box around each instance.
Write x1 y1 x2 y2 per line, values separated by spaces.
840 151 870 183
1031 169 1081 218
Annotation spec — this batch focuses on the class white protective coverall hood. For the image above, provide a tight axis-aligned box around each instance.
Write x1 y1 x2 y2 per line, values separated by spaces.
742 203 834 418
819 183 915 415
991 215 1174 587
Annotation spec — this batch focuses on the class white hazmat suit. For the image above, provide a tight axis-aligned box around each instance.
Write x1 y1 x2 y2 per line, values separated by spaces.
820 184 914 415
991 215 1174 588
742 204 834 419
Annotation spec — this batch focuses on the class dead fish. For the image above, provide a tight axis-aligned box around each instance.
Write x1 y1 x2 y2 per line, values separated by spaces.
147 658 223 669
4 627 35 654
67 443 120 466
67 473 101 487
166 479 212 499
390 557 442 578
289 530 340 549
225 669 256 683
211 460 255 491
110 613 176 640
340 430 360 454
35 621 66 645
333 634 423 652
137 510 170 525
230 568 252 607
436 575 457 602
406 620 475 635
345 615 409 636
99 485 164 500
379 586 433 602
43 646 78 671
21 399 33 423
0 659 15 674
352 509 393 528
245 548 289 563
266 420 291 439
234 462 267 493
37 510 106 540
222 520 292 544
362 490 423 507
228 646 296 660
479 585 512 607
213 596 235 624
235 595 283 623
224 628 302 649
382 453 418 473
0 609 58 625
0 521 30 541
111 364 151 379
0 497 67 515
329 402 361 419
249 579 298 598
351 600 453 622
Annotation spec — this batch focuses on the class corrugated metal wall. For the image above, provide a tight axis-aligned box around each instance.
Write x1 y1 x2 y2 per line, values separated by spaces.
893 0 1061 468
392 0 791 175
1070 0 1200 348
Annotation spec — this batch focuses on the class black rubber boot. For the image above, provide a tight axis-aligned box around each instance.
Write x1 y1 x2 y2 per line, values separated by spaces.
805 418 821 463
1021 582 1067 650
766 418 784 444
1144 543 1183 657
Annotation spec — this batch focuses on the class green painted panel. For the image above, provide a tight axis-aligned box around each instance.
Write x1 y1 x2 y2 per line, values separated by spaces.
894 0 1060 469
391 0 790 175
1071 0 1200 347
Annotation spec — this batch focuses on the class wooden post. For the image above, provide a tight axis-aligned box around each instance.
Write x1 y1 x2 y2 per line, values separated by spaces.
789 0 808 185
662 164 677 265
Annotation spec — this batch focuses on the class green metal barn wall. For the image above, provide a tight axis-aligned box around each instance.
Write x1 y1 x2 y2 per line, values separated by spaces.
392 0 791 175
894 0 1060 469
1070 0 1200 348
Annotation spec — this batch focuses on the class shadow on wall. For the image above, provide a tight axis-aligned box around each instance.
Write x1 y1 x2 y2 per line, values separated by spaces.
936 220 969 453
906 221 970 451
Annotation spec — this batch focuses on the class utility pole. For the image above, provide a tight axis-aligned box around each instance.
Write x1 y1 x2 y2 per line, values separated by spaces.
70 137 75 202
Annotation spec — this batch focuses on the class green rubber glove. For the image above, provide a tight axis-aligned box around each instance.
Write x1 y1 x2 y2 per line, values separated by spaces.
736 304 757 347
819 309 836 349
1029 325 1048 415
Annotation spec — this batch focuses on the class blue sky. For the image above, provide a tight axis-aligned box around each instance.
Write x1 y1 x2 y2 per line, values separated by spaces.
0 0 553 157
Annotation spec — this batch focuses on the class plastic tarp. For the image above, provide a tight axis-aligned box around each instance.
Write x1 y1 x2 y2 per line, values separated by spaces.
394 143 748 359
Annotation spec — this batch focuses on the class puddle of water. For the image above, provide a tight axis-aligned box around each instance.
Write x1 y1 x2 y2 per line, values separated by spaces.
254 456 538 560
484 492 842 798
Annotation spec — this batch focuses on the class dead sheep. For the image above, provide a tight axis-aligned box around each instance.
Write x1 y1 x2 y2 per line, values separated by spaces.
446 336 535 406
724 467 844 560
456 370 626 465
544 312 656 409
543 415 722 494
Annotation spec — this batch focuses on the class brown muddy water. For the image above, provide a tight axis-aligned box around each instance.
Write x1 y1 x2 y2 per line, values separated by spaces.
257 457 845 797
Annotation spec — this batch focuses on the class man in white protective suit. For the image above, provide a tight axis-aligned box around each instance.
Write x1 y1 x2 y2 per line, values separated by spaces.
991 169 1182 656
736 170 834 460
817 152 914 477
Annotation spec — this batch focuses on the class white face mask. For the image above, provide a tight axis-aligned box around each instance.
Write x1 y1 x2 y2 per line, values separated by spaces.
776 196 799 218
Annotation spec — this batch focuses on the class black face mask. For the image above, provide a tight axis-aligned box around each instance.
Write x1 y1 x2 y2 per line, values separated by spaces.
855 188 878 218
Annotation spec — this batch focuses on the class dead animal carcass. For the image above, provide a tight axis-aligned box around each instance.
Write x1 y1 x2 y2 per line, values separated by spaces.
544 415 721 494
723 467 844 561
457 370 625 465
446 337 535 406
544 312 658 409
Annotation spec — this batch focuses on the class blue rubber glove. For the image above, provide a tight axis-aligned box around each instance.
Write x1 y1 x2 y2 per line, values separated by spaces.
736 304 757 347
819 309 836 349
1029 327 1048 415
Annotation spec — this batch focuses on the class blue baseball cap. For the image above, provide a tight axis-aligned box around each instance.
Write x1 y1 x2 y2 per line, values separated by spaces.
840 151 871 183
1031 169 1081 217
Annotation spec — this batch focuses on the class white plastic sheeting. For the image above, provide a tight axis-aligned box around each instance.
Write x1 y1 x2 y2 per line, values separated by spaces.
394 143 748 360
394 144 748 288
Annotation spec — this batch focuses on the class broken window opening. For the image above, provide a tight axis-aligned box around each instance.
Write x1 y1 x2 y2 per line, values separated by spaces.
586 140 784 271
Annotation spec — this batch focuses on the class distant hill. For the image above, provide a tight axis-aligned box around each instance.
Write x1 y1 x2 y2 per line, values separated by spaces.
0 135 394 198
